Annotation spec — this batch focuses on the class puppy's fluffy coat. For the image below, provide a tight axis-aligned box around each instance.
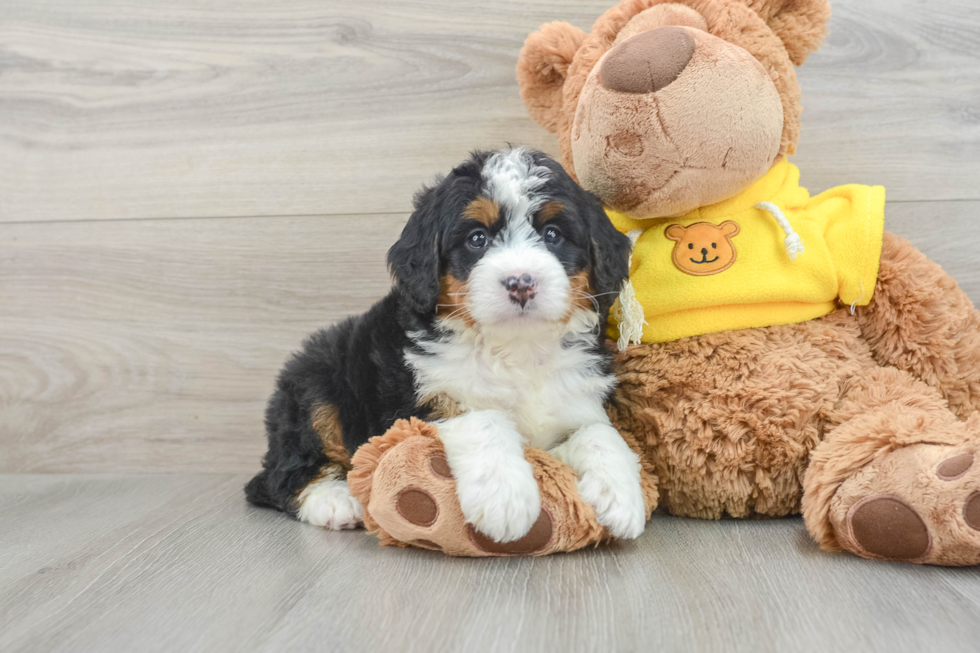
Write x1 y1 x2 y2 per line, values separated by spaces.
246 148 647 542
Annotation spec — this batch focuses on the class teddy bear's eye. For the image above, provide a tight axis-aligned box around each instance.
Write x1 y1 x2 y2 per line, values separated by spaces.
688 243 694 250
712 243 717 249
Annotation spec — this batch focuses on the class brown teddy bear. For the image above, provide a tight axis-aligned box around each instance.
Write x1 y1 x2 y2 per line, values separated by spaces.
350 0 980 565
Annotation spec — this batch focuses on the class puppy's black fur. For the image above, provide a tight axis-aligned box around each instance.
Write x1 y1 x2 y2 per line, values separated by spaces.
245 149 631 517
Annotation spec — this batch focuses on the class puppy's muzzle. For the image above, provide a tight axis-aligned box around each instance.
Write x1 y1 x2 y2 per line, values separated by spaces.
504 274 537 309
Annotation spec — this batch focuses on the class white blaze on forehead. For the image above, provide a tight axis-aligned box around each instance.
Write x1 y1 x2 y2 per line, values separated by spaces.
482 148 551 244
464 148 570 327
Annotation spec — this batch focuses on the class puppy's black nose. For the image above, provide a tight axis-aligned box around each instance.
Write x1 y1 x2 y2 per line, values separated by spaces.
504 274 536 308
701 248 708 256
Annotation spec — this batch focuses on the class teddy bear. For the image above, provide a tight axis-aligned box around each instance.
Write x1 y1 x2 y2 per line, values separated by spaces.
349 0 980 565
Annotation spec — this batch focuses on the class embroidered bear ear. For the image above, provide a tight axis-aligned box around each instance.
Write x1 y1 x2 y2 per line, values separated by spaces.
720 221 741 237
665 224 687 241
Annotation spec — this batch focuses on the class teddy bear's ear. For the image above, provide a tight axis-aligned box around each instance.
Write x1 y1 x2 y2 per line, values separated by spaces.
517 21 588 132
739 0 831 65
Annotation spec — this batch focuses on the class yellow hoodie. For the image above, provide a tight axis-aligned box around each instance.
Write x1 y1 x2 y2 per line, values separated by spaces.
606 158 886 344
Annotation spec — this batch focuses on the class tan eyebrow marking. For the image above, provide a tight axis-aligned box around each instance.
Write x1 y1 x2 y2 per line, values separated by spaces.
538 201 565 222
462 196 500 227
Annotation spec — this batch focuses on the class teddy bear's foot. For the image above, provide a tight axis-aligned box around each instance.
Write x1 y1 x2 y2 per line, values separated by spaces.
829 444 980 565
347 418 640 556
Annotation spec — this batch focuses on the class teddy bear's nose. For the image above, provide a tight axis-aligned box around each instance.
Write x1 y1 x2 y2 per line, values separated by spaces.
599 26 696 94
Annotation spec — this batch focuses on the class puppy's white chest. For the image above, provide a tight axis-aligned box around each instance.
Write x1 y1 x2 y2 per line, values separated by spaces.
407 332 614 449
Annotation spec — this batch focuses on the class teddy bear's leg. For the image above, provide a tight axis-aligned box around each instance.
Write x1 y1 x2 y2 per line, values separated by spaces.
348 418 609 556
855 232 980 419
802 365 980 565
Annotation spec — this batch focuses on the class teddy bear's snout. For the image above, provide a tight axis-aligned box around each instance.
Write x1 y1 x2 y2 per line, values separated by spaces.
599 26 695 94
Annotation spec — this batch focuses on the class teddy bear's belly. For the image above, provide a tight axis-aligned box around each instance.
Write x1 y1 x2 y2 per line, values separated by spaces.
613 309 878 519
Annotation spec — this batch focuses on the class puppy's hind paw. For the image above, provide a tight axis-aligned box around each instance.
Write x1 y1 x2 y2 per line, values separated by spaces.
297 477 364 530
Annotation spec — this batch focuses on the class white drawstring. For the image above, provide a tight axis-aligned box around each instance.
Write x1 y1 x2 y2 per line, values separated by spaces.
756 201 805 260
850 279 866 315
612 228 648 351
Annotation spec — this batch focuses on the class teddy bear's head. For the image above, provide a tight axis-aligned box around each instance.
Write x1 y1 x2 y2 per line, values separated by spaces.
517 0 831 219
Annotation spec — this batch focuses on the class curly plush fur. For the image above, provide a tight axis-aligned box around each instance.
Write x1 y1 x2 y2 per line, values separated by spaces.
513 0 980 565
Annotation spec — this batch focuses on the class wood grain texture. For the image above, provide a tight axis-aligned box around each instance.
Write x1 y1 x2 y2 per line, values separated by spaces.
2 0 979 648
0 0 604 223
0 213 405 473
1 0 979 223
1 202 978 473
2 474 979 653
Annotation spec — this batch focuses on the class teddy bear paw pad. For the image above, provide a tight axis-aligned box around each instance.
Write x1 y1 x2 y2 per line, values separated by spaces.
832 444 980 565
395 487 439 527
964 492 980 531
429 454 453 479
848 496 931 560
467 508 554 555
937 452 973 480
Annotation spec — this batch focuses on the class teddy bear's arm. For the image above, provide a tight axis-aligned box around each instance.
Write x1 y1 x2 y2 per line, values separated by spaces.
855 232 980 420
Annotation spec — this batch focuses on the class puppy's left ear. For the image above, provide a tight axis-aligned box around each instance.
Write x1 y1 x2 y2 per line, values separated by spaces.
387 185 443 314
583 191 631 319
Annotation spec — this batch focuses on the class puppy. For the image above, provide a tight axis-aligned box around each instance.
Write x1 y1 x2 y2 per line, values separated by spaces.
245 147 647 542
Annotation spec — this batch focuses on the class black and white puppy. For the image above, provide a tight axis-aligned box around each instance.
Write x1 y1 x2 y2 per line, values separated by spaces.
245 147 647 542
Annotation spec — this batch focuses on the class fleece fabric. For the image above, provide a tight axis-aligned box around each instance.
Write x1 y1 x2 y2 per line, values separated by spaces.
606 157 886 343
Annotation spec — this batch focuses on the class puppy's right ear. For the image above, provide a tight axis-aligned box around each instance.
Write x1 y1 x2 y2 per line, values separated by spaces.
517 21 587 133
387 185 442 314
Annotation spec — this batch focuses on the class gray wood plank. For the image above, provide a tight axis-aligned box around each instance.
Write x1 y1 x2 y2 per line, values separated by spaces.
1 201 978 473
2 0 979 223
0 213 405 473
884 200 980 303
794 0 980 197
0 0 604 223
1 474 979 653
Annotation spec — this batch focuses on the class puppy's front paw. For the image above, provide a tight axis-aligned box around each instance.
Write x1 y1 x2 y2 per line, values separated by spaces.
577 468 646 539
549 424 648 539
456 462 541 543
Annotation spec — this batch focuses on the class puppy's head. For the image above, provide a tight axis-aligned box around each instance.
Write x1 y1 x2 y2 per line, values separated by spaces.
388 147 631 332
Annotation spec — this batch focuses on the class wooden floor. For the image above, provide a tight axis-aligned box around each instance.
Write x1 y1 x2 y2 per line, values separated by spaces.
2 0 980 650
3 475 980 653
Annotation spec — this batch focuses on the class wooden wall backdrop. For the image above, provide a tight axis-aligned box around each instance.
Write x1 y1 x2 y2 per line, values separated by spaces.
2 0 980 474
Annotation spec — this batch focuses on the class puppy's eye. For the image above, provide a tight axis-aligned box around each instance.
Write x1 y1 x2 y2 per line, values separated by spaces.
542 225 563 246
712 243 717 249
688 243 694 250
466 228 488 251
